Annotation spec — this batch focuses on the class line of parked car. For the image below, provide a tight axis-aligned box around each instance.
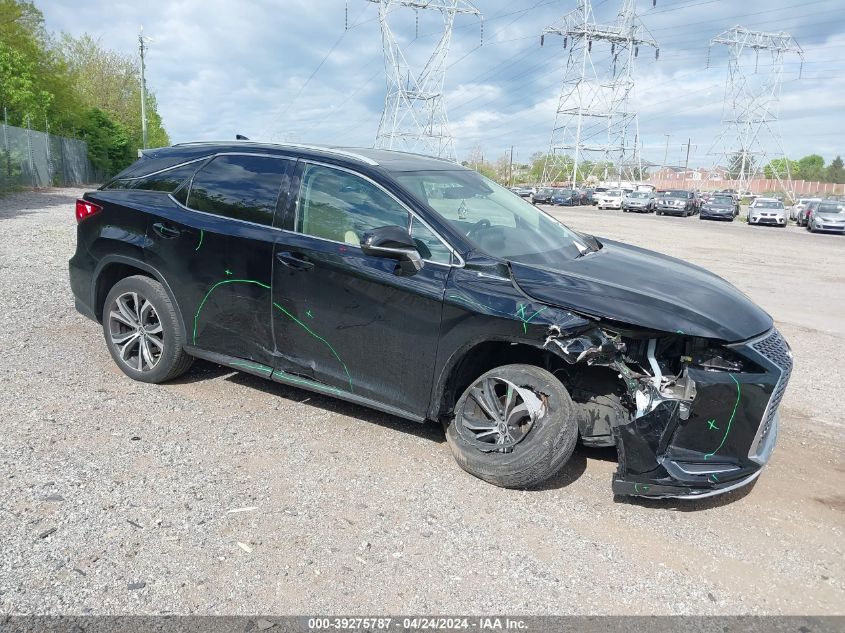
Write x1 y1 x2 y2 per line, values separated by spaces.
791 198 845 234
510 184 845 233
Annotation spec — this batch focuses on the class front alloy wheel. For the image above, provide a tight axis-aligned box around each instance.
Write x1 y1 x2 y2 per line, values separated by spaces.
108 292 164 372
456 376 543 453
445 364 578 489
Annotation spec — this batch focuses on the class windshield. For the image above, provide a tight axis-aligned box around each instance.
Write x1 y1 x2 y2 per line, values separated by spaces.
661 190 688 197
538 188 553 195
756 200 784 209
396 170 592 266
605 190 622 196
817 203 845 214
629 192 650 199
711 196 733 204
556 189 574 196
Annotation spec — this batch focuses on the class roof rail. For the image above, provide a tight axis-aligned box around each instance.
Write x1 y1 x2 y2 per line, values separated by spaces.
171 140 379 166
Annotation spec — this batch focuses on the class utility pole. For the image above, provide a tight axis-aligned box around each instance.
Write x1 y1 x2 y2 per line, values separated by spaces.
661 133 671 183
540 0 659 187
707 26 803 197
508 145 514 186
139 28 150 150
365 0 482 161
682 137 692 187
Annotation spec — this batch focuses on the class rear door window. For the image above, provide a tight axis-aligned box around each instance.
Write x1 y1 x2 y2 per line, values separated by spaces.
187 155 287 226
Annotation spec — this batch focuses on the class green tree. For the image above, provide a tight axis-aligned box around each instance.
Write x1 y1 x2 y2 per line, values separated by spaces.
826 156 845 184
75 107 133 175
1 1 171 180
763 157 798 179
58 33 170 150
797 154 825 181
728 151 757 180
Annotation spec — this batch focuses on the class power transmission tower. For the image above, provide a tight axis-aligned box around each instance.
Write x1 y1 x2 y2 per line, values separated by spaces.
708 26 803 197
366 0 482 161
540 0 657 187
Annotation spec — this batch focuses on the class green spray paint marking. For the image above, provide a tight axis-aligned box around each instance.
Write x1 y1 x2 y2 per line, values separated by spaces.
707 419 720 431
710 474 720 483
704 374 741 460
517 304 528 332
225 269 233 276
192 279 353 393
195 229 204 252
450 294 548 333
273 302 353 393
513 303 547 334
273 368 346 396
524 307 548 326
230 360 273 374
230 361 346 395
193 279 271 345
306 310 314 319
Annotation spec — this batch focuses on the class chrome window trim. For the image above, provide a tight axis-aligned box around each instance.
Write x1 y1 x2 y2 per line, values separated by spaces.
117 156 210 181
294 159 465 268
173 141 380 166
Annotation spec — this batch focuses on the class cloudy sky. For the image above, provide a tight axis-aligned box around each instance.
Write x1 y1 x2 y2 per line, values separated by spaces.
41 0 845 167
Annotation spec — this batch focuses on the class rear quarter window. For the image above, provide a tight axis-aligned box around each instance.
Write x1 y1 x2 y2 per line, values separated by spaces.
104 160 206 192
186 155 286 226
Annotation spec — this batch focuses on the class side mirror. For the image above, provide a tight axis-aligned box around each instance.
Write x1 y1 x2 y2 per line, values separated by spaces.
360 225 424 275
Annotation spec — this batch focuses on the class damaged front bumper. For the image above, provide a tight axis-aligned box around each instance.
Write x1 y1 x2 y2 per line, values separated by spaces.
547 326 793 499
615 328 791 498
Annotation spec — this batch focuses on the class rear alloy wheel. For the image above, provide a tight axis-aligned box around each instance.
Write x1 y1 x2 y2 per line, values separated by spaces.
446 364 578 489
103 275 193 383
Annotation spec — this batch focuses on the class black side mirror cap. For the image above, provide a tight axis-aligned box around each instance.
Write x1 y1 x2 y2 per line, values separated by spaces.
360 225 424 275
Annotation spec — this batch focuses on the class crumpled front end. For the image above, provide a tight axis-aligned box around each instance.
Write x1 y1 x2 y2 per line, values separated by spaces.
546 326 793 499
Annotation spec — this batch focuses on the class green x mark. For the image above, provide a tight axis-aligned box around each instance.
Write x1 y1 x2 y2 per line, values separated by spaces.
225 269 233 276
306 310 314 319
707 419 720 431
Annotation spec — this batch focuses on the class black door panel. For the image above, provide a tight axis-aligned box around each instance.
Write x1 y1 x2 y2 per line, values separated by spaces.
271 231 448 415
144 155 293 366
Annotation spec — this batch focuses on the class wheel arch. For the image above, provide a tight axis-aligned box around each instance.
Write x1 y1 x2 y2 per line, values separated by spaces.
92 255 186 338
429 338 570 422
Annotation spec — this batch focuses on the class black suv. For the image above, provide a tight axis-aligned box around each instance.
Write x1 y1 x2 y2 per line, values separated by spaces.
70 142 792 499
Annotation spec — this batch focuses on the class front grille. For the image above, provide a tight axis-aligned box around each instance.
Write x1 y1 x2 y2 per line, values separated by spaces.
748 329 793 461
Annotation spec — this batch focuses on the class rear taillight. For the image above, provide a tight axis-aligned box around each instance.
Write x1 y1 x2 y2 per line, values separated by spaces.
75 199 102 223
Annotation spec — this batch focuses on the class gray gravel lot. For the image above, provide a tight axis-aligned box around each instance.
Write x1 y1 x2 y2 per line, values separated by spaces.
0 189 843 615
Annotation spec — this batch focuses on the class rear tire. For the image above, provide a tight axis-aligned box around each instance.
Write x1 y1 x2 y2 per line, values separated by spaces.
102 275 193 384
445 364 578 489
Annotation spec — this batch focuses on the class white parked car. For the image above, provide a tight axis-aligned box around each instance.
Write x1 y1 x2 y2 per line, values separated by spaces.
597 189 624 210
790 197 821 221
748 198 787 227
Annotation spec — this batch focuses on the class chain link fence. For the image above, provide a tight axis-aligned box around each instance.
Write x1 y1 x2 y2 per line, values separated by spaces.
1 122 99 192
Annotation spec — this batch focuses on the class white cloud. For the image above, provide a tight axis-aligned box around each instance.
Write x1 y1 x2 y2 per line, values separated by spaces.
38 0 845 164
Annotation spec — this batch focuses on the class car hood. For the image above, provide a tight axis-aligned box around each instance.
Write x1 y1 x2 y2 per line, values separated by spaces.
705 204 733 210
509 239 773 342
815 212 845 220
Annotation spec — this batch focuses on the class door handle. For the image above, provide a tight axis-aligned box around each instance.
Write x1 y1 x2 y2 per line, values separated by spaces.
152 222 182 239
276 251 314 272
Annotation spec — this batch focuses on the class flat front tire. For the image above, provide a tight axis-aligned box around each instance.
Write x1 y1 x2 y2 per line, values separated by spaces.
102 275 193 384
445 364 578 489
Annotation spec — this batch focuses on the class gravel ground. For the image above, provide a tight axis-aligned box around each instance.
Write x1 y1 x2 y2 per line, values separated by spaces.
0 188 843 616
